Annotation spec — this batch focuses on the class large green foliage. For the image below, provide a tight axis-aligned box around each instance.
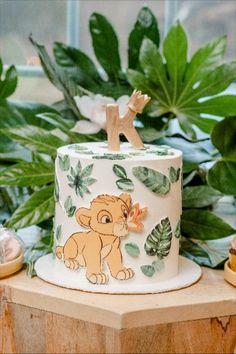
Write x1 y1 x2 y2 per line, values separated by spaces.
127 25 236 139
0 7 235 273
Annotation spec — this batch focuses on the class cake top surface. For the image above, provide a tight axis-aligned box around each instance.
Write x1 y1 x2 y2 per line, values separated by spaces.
57 142 182 160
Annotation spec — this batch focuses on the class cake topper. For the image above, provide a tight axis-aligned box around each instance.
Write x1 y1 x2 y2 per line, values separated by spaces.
106 90 151 151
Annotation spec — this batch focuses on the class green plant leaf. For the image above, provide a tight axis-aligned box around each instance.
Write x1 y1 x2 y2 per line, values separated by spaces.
58 155 70 171
210 116 236 159
6 185 54 229
125 242 140 257
208 161 236 196
183 35 226 86
180 236 230 268
159 137 212 173
36 112 74 133
169 166 181 183
30 35 81 119
127 28 236 139
139 38 171 105
207 117 236 195
182 186 222 208
116 178 134 192
144 217 172 258
53 42 103 92
0 65 17 99
180 237 212 267
0 100 59 129
152 259 164 271
128 7 160 69
140 264 155 277
132 166 170 195
89 13 121 81
163 21 188 103
1 125 65 157
0 162 54 186
113 164 127 179
181 209 235 240
185 95 236 117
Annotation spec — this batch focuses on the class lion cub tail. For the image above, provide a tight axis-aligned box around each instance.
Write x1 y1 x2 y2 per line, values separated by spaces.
56 246 64 259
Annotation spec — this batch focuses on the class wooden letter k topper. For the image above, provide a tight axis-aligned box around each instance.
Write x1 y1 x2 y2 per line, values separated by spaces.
106 90 151 151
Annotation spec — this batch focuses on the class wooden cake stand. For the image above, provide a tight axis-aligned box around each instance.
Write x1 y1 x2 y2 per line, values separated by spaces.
0 267 235 353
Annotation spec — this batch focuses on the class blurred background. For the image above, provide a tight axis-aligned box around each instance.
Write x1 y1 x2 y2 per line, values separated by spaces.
0 0 235 103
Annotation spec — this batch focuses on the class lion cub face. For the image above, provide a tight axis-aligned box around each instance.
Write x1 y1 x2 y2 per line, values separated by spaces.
76 193 132 237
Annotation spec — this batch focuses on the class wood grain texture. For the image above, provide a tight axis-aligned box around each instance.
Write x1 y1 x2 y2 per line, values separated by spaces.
1 268 235 329
106 90 150 151
0 303 235 354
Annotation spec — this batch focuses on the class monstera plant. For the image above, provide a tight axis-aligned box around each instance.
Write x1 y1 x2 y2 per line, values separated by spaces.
0 6 236 274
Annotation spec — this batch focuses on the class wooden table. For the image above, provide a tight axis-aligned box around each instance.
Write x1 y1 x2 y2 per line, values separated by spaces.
0 267 235 353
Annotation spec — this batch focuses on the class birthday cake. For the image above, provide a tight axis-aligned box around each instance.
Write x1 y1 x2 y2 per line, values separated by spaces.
35 91 201 293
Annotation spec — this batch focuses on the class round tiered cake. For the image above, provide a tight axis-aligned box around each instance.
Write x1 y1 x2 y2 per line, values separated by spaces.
35 141 201 293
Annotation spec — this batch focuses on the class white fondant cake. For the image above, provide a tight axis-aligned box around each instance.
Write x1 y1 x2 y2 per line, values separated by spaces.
47 141 184 293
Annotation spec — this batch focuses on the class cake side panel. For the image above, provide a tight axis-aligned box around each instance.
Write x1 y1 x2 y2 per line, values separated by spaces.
54 151 182 286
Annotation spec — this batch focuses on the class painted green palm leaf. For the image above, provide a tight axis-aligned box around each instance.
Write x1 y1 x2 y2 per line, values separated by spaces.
125 243 140 257
144 217 172 259
54 177 59 202
113 164 127 179
116 178 134 192
132 166 170 195
175 219 181 239
64 196 76 217
140 265 155 277
56 225 62 241
67 161 96 197
58 155 70 171
169 166 181 183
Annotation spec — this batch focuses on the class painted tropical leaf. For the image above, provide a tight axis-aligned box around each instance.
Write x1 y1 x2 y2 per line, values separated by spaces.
113 164 127 179
68 144 88 151
132 166 170 195
144 217 172 259
140 265 155 277
152 259 165 271
58 155 70 171
175 219 181 238
93 153 127 160
55 225 62 241
54 177 59 202
125 242 140 257
116 178 134 192
64 196 76 217
67 161 96 197
169 166 181 183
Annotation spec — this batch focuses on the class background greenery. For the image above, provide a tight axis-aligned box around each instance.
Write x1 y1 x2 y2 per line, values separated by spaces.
0 7 235 275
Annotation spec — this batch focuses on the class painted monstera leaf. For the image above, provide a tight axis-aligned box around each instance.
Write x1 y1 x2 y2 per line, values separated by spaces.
132 166 170 195
144 217 172 259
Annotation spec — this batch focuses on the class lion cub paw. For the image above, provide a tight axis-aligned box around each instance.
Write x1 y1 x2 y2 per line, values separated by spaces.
87 273 109 285
64 259 80 270
115 268 134 280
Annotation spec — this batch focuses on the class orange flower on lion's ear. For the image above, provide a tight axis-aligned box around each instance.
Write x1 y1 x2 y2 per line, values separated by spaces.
127 203 147 232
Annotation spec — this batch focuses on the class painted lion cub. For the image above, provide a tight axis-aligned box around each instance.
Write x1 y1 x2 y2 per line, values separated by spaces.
56 193 146 285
